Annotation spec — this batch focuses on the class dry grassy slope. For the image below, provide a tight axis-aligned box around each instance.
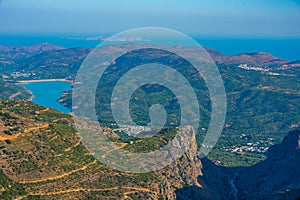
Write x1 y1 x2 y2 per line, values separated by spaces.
0 100 203 200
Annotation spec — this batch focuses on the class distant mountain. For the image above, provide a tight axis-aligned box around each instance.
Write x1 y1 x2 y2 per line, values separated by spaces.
211 51 288 67
17 47 90 79
0 43 299 80
0 43 64 54
288 60 300 65
0 43 65 73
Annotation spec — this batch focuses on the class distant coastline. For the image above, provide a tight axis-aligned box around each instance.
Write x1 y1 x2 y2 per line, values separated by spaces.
1 36 300 60
17 79 72 84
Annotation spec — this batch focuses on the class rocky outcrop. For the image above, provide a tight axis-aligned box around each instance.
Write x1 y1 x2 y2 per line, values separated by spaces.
154 133 203 200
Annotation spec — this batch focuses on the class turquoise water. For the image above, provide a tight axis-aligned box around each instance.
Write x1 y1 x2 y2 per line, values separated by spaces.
21 81 71 114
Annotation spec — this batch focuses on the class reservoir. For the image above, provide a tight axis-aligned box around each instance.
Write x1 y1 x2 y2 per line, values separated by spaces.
20 81 71 114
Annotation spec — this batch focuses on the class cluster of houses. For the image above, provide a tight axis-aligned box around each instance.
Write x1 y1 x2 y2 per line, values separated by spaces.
113 124 152 136
238 64 281 76
223 134 275 154
238 64 269 72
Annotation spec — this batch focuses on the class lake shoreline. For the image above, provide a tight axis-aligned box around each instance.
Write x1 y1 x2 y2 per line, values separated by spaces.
26 90 35 101
20 81 71 114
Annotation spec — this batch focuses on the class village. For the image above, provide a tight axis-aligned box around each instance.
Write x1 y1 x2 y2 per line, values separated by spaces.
223 133 275 154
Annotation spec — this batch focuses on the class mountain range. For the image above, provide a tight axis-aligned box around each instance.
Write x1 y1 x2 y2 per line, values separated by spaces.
0 43 299 81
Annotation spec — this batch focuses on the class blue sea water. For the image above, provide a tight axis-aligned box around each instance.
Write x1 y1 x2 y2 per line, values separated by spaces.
195 37 300 61
20 81 71 114
0 35 299 61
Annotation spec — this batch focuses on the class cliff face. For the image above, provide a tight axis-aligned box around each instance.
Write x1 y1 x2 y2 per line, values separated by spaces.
0 101 205 200
236 130 300 200
154 135 203 200
175 157 235 200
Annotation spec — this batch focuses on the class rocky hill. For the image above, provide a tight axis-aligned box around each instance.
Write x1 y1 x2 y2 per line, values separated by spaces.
0 100 204 199
0 100 299 199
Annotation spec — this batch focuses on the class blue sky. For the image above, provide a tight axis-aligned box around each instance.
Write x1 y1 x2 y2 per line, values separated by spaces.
0 0 299 37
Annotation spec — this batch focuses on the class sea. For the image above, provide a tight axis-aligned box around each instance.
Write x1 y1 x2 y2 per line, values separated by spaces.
0 35 299 61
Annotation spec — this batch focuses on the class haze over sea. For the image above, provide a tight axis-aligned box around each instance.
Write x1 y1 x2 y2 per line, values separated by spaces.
0 35 299 61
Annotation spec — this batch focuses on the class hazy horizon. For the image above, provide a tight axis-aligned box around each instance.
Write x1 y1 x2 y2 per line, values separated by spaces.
0 0 300 37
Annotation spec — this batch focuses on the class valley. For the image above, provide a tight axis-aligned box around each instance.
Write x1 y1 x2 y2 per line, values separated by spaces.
0 43 299 199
